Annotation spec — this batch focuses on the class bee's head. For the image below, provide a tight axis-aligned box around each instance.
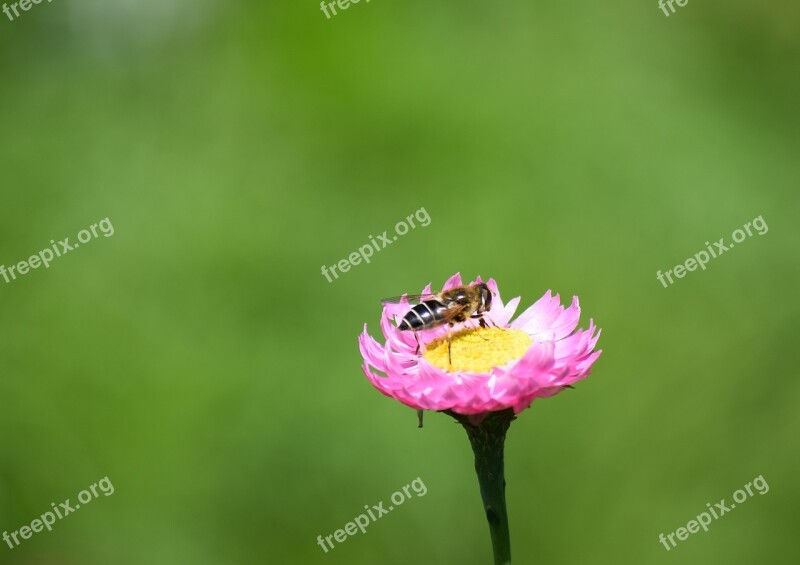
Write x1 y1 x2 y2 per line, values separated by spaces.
477 283 493 313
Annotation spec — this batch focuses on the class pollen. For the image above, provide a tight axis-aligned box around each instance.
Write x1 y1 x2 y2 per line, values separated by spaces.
422 327 532 373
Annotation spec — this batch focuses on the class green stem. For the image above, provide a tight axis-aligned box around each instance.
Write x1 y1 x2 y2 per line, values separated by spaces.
448 409 515 565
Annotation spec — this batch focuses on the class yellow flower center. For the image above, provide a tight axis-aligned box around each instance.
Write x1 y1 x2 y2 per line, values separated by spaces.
422 327 532 373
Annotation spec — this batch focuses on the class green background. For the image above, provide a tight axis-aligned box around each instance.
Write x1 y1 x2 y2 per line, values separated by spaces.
0 1 798 563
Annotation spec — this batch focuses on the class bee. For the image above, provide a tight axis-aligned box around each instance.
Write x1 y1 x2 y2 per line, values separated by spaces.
381 283 494 361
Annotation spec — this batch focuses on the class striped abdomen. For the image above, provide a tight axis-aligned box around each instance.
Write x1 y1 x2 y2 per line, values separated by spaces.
398 301 448 331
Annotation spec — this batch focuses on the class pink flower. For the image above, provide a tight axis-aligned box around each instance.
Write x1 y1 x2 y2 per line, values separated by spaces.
358 273 602 415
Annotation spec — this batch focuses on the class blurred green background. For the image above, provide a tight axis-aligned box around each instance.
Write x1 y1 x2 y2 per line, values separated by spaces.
1 0 798 563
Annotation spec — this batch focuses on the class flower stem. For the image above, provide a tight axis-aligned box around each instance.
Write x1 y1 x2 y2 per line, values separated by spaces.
448 409 515 565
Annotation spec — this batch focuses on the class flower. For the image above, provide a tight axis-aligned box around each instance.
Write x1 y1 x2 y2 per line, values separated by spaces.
358 273 602 415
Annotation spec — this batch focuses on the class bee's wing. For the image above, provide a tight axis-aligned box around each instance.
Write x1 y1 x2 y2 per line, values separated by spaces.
381 293 438 305
437 303 470 323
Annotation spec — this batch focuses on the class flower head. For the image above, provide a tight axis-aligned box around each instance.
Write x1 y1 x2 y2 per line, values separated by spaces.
358 273 602 415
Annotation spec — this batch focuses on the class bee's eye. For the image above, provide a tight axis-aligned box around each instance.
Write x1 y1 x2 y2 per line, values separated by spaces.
483 289 493 309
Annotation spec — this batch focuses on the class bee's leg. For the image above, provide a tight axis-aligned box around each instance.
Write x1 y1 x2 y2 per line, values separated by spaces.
472 314 495 328
470 315 491 341
414 332 420 355
447 323 453 367
417 409 424 428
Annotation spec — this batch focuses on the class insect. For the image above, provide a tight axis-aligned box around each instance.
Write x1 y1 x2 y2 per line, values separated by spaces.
381 283 494 362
